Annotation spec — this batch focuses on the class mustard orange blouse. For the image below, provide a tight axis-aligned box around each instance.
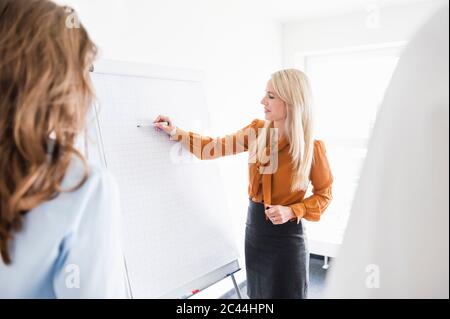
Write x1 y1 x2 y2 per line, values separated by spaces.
171 119 333 222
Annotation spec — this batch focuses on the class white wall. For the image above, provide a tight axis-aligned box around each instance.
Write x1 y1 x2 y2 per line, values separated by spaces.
55 0 282 291
57 0 282 126
282 0 446 68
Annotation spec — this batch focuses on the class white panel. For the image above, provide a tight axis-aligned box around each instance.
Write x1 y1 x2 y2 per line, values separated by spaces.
89 60 239 298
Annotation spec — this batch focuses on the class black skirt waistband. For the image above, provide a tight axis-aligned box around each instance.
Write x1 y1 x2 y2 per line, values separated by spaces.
246 199 304 235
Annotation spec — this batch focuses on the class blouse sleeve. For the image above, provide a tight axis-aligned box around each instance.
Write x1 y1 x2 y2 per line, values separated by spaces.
171 119 261 160
289 140 334 222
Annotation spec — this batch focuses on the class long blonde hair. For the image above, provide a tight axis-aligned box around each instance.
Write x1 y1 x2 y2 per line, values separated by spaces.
0 0 97 265
271 69 314 191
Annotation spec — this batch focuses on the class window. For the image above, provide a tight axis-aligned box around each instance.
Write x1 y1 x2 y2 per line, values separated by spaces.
301 45 402 258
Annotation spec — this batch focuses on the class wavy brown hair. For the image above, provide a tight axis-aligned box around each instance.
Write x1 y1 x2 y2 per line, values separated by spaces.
0 0 97 264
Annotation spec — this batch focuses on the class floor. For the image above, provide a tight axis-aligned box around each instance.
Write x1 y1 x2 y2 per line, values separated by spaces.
220 254 331 299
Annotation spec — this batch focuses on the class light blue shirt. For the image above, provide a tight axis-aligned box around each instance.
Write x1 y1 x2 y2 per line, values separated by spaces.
0 157 127 298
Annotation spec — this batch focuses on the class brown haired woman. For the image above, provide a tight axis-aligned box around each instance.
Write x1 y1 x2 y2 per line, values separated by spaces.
0 0 126 298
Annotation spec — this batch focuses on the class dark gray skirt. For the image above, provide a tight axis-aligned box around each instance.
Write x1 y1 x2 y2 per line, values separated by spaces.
245 199 309 299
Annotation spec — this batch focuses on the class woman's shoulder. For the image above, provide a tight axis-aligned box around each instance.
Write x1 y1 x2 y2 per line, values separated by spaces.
248 118 268 129
313 139 328 155
10 156 120 272
48 156 119 235
60 156 118 202
313 139 326 147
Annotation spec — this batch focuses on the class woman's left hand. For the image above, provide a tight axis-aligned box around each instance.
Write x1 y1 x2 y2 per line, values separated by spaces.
265 205 295 225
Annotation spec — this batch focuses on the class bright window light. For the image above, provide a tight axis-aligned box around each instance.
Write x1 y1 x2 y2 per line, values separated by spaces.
302 46 402 257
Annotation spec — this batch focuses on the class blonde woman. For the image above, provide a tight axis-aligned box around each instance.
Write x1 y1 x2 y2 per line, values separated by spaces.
0 0 125 298
154 69 333 299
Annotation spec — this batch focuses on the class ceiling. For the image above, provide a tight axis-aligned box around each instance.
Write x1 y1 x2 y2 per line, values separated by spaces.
247 0 444 22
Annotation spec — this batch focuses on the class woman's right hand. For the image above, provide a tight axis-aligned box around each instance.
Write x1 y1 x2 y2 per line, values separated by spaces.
153 115 175 136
